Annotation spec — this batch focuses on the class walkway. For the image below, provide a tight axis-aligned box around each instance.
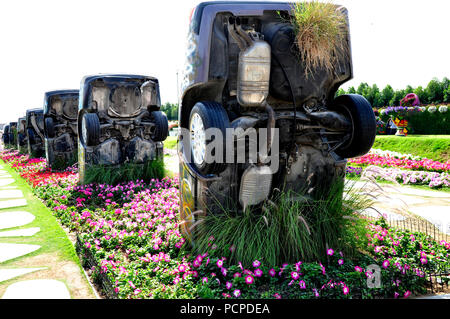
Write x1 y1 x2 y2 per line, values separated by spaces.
0 162 96 299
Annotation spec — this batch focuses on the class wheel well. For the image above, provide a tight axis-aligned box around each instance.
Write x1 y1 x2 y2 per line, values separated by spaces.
180 81 225 128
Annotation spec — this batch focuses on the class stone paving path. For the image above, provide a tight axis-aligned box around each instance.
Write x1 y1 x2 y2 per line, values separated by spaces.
0 164 96 299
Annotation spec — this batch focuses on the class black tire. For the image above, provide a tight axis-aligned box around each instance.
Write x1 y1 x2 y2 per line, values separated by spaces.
331 94 376 158
151 111 169 142
45 117 55 138
188 101 230 175
80 113 100 147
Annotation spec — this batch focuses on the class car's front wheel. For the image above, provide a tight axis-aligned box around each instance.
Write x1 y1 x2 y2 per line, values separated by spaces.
188 101 230 175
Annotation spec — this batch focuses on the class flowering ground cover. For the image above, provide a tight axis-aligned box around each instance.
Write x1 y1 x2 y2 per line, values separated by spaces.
348 152 450 173
346 149 450 189
1 149 449 299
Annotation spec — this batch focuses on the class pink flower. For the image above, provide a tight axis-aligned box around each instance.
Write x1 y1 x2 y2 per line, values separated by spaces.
274 293 281 299
217 259 224 268
338 259 344 265
404 290 411 298
394 292 399 299
202 277 208 284
233 289 241 298
252 260 261 267
382 260 390 269
226 281 232 290
327 248 334 256
299 280 306 289
420 257 427 265
254 269 263 277
233 272 241 278
245 275 254 284
269 268 276 277
354 266 363 273
291 271 300 280
342 285 349 295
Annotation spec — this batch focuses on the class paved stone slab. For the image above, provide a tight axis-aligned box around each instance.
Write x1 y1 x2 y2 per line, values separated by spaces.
0 190 24 199
408 206 450 235
0 268 46 283
377 195 427 206
0 186 17 190
0 227 40 237
0 179 14 187
0 199 27 210
0 211 35 230
1 279 71 299
0 243 41 263
353 181 450 198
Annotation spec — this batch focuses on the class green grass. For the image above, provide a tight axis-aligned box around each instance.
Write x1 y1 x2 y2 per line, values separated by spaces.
192 179 371 267
0 162 79 262
164 136 177 150
0 160 96 298
373 135 450 162
84 158 165 185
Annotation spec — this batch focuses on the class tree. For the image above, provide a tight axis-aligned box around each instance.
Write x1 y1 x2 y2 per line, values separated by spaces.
356 83 369 96
160 102 179 121
380 85 394 107
347 86 356 94
425 78 443 104
413 86 428 105
335 88 346 97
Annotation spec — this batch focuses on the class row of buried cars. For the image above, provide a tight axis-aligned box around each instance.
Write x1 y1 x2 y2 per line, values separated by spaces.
2 74 169 183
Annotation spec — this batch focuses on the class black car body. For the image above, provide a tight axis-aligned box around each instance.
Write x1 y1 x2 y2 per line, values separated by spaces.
78 74 168 183
8 122 18 149
43 90 79 169
2 125 10 146
17 116 28 153
178 1 376 241
26 108 45 157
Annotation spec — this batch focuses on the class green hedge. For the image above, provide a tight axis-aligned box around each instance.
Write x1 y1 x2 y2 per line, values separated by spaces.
407 108 450 134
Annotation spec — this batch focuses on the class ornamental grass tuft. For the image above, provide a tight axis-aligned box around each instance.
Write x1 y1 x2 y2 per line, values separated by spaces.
192 179 372 267
84 158 165 185
290 0 349 77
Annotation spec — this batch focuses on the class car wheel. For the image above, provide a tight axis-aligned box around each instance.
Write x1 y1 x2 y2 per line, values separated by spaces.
45 117 55 138
332 94 376 158
80 113 100 147
151 111 169 142
188 101 230 175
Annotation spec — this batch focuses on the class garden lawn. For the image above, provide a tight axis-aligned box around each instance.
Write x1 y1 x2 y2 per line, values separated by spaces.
164 136 177 150
373 135 450 162
0 160 96 298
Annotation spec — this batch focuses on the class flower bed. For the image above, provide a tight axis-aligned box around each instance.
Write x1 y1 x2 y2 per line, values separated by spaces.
348 152 450 173
1 150 449 299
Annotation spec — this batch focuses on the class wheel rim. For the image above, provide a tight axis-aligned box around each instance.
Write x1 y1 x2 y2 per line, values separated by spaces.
190 113 206 166
81 115 88 145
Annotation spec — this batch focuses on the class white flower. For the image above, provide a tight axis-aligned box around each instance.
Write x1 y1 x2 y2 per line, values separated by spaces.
438 105 448 113
380 109 386 115
428 106 437 113
419 107 426 112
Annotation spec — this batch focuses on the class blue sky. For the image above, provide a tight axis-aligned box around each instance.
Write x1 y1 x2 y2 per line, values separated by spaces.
0 0 448 123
